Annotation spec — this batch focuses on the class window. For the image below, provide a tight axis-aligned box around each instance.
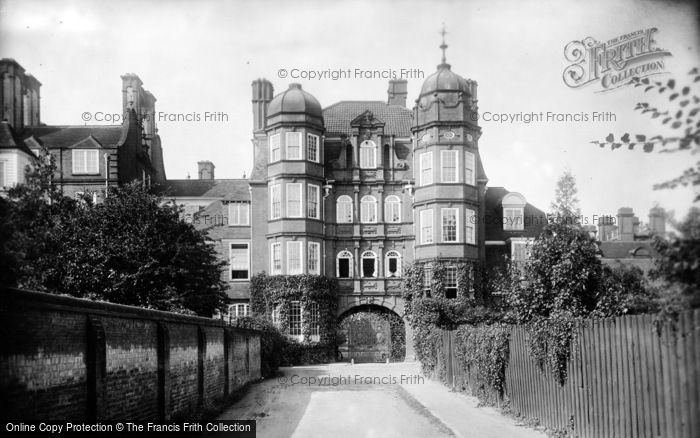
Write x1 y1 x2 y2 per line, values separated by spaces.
308 242 320 275
504 207 524 231
360 195 377 223
360 140 376 168
465 208 476 245
286 132 302 160
420 209 434 244
361 251 378 278
229 303 249 319
465 151 475 186
72 150 99 174
420 152 433 186
287 241 303 274
445 266 458 298
229 242 250 280
228 203 250 226
307 133 319 162
336 195 353 223
308 302 320 340
271 305 281 327
270 184 281 219
307 184 320 219
423 265 432 291
287 183 302 217
385 250 401 277
384 195 401 223
511 239 533 263
441 150 458 183
441 208 458 242
270 134 281 162
271 242 282 274
337 250 353 278
289 301 302 336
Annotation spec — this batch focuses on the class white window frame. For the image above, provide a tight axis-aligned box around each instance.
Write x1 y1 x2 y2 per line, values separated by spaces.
420 209 434 244
511 238 534 263
289 301 302 337
72 150 99 174
360 195 378 223
307 133 320 163
271 242 282 274
384 195 401 223
441 150 459 183
286 132 302 160
360 140 376 169
445 266 458 298
336 195 353 223
504 207 525 231
308 302 320 341
270 183 281 219
337 250 354 278
465 151 475 186
228 202 250 226
465 207 476 245
269 133 281 162
361 250 378 278
423 265 433 291
308 242 320 275
385 250 402 278
232 303 249 318
286 183 303 218
441 208 459 242
307 184 320 219
229 241 250 281
287 241 303 275
420 151 433 186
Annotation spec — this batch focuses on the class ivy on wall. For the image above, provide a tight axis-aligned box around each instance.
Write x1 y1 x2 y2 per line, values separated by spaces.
249 273 338 364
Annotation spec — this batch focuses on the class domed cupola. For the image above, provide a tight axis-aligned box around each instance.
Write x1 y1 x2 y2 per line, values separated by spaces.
419 63 471 97
267 83 323 129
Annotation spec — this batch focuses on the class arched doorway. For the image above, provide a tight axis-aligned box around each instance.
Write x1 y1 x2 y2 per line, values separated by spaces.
337 305 406 363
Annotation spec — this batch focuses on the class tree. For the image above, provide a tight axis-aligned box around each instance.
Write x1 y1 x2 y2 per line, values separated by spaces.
550 169 581 221
591 68 700 200
651 206 700 310
2 148 228 316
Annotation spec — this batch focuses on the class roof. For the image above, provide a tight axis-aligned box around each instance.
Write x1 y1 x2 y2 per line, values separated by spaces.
598 241 659 259
484 186 548 241
0 122 36 157
420 63 471 97
161 179 251 201
19 125 125 149
323 101 413 136
268 83 322 119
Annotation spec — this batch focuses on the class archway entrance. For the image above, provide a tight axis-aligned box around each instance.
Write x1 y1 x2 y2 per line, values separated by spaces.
337 305 405 363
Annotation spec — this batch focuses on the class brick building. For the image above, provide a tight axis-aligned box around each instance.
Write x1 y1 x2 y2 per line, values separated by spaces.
166 41 547 351
0 58 166 199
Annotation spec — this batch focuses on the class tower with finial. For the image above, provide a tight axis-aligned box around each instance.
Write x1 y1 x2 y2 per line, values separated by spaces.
411 25 487 279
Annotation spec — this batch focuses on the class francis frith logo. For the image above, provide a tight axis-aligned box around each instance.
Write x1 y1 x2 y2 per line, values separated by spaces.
563 28 672 92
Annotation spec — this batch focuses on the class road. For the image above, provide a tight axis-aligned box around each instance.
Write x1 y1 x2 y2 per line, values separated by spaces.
217 362 545 438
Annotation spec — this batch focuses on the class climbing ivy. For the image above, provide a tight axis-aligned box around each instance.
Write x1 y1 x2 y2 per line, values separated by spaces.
249 273 338 363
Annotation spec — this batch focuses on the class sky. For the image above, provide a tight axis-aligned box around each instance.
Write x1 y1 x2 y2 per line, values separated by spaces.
1 0 699 225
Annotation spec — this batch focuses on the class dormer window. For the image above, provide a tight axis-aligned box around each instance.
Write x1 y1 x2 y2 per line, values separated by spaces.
72 150 99 174
360 140 376 168
502 192 527 231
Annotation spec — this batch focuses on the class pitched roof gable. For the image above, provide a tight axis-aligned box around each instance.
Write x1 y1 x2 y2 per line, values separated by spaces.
323 101 412 136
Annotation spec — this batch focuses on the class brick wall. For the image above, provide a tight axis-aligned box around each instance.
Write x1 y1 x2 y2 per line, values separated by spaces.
0 289 261 422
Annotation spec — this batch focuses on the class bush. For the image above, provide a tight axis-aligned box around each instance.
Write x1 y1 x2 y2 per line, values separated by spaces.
230 315 287 377
454 324 510 402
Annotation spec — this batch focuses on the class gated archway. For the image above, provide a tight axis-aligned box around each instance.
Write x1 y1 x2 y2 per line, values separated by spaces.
337 304 406 363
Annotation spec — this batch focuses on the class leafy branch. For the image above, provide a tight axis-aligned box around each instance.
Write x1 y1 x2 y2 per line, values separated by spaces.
590 69 700 199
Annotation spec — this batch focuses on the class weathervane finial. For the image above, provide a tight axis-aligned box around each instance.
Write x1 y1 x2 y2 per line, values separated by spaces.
440 23 448 64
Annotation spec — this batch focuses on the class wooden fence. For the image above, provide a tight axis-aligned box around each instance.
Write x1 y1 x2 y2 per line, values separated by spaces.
439 310 700 437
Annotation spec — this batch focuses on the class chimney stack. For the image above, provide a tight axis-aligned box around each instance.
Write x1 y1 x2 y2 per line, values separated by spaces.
387 79 408 107
648 207 666 236
198 161 215 180
252 78 274 133
617 207 635 241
